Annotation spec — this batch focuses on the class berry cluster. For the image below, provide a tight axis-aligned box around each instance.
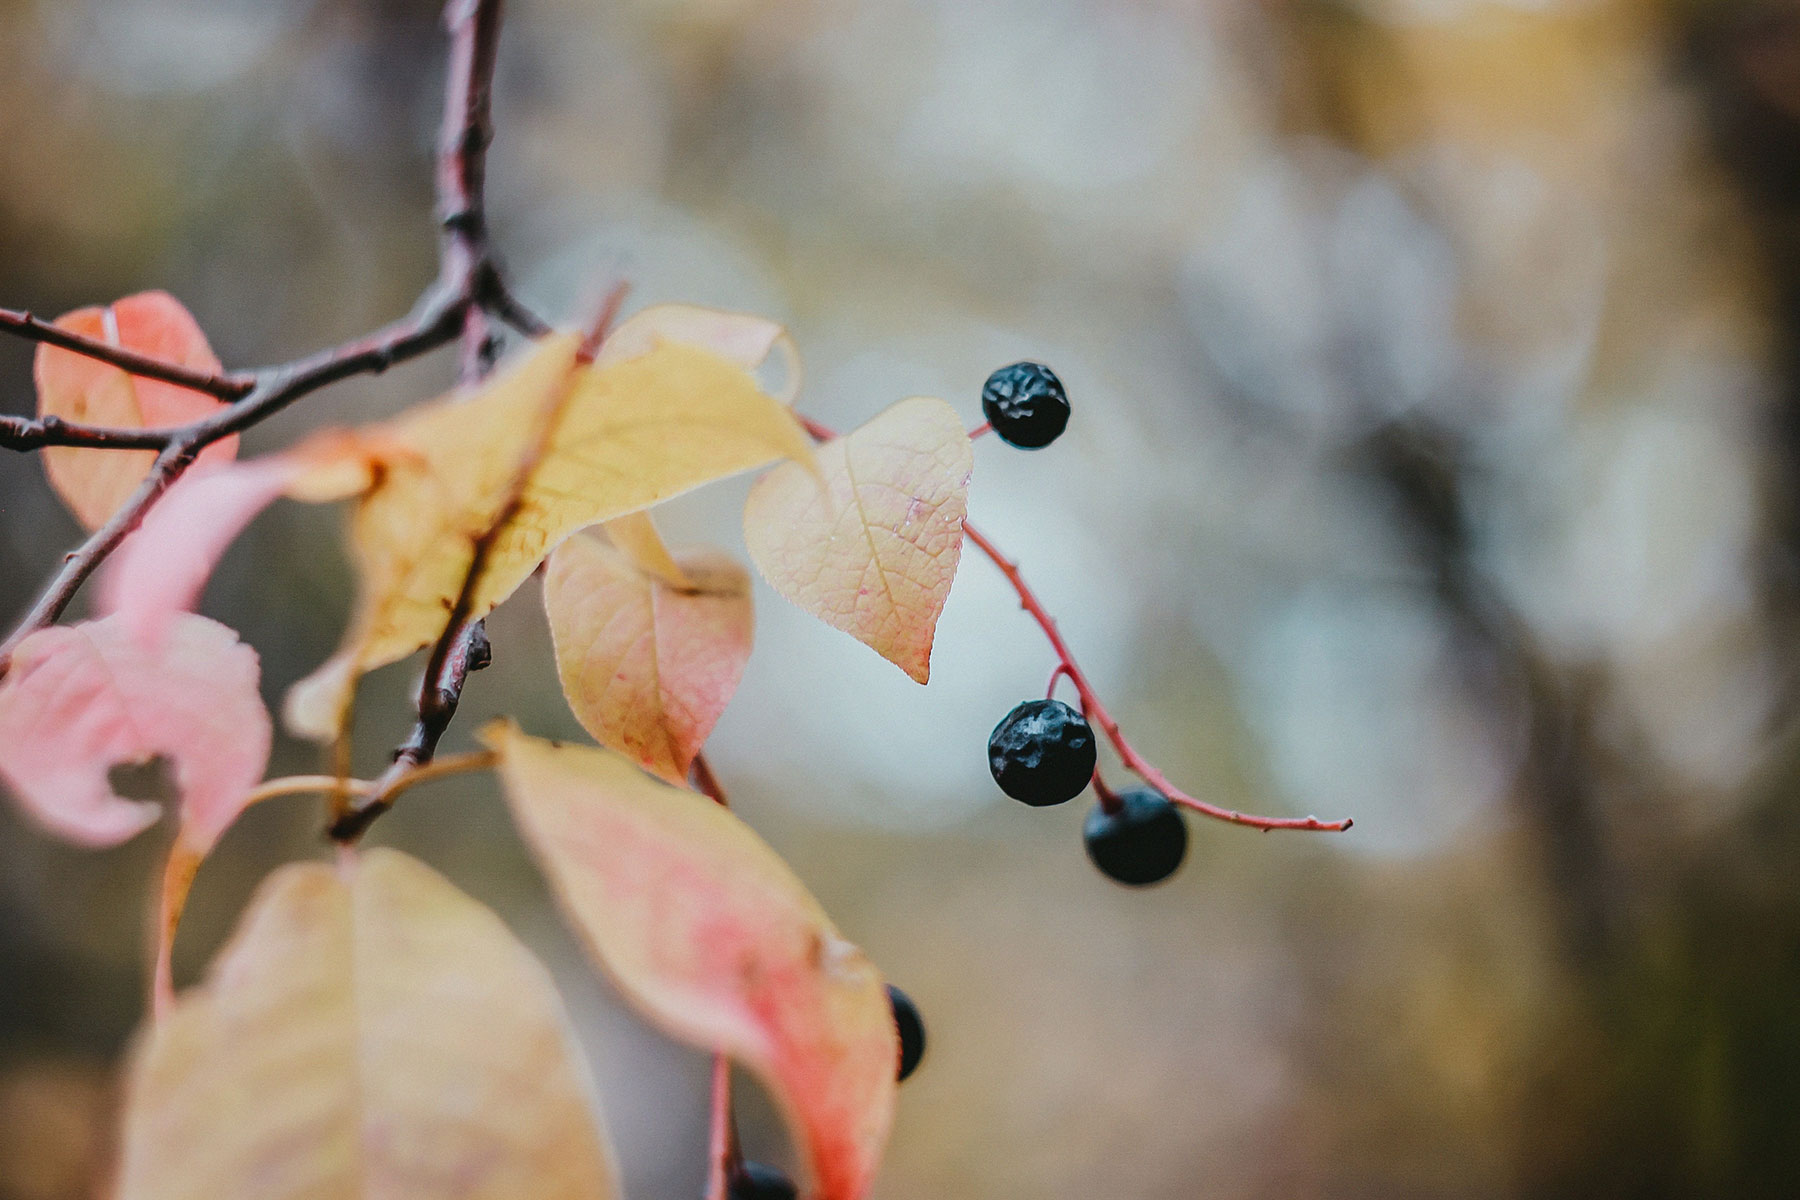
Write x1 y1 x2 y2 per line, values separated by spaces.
978 364 1190 888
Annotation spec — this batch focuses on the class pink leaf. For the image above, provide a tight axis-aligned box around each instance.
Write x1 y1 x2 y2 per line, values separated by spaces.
99 459 300 646
544 534 753 785
483 723 897 1200
0 614 269 850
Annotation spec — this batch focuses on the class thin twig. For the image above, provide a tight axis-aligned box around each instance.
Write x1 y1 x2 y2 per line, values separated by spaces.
692 752 742 1197
0 306 252 399
961 521 1352 833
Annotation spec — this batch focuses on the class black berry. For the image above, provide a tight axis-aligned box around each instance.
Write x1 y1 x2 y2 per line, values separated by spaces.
888 984 926 1082
729 1161 797 1200
1083 789 1188 886
981 361 1069 449
988 699 1096 806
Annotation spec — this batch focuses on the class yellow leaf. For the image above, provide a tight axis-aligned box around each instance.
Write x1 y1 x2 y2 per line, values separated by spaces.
117 848 618 1200
743 396 972 683
483 723 897 1200
544 534 752 784
285 331 814 740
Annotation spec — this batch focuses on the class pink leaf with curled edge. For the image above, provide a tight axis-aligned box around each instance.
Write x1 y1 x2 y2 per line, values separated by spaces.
118 850 621 1200
743 396 972 684
99 459 298 646
0 614 269 849
545 534 753 785
35 292 232 530
482 724 896 1200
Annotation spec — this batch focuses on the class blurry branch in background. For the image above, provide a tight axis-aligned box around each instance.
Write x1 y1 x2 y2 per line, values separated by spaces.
1353 421 1615 962
0 0 535 673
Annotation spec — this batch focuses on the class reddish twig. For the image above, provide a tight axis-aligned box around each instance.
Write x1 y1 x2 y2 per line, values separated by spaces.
960 522 1351 833
705 1052 739 1200
691 752 743 1196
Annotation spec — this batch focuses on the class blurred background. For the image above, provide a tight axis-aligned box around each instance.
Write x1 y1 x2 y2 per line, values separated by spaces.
4 0 1800 1195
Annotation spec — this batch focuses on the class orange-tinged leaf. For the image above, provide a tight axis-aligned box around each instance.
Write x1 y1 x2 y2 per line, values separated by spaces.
545 534 752 784
483 724 896 1200
285 331 814 740
0 613 268 850
118 849 619 1200
743 396 972 684
35 292 232 530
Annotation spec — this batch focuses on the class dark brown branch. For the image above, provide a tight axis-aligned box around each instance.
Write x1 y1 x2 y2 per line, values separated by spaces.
330 288 623 844
0 307 253 400
0 0 520 671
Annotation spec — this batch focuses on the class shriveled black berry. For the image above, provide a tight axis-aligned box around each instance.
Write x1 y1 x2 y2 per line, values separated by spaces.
888 984 926 1082
988 699 1096 806
981 361 1069 449
1084 789 1188 886
729 1161 797 1200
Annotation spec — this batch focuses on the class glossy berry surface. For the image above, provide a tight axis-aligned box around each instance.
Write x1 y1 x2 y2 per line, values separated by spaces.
1084 789 1188 886
888 984 926 1082
980 361 1070 449
729 1161 797 1200
988 699 1096 806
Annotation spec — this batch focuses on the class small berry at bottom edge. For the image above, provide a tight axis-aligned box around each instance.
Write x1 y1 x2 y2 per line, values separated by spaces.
888 983 927 1081
729 1161 797 1200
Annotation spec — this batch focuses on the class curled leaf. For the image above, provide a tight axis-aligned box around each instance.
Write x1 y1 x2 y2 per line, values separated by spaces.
602 512 691 588
545 534 752 784
97 432 381 650
118 849 619 1200
35 292 231 529
483 724 896 1200
0 614 268 850
286 330 814 740
743 396 972 683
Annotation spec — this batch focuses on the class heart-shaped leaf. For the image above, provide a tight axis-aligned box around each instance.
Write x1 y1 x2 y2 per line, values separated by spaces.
743 396 972 683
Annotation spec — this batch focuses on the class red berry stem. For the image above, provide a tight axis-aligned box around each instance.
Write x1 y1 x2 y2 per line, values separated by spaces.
692 752 744 1195
959 520 1351 833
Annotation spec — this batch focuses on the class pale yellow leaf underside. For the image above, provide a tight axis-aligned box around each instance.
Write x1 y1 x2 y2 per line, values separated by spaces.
286 333 813 739
743 396 972 683
117 848 617 1200
544 534 752 783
